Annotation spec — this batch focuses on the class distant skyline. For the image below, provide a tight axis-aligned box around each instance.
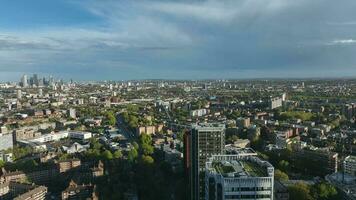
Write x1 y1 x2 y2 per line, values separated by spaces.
1 0 356 81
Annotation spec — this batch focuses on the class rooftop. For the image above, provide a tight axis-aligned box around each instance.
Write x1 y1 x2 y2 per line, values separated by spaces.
208 155 272 178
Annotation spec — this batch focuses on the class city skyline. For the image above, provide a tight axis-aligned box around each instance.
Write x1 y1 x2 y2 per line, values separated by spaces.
1 0 356 80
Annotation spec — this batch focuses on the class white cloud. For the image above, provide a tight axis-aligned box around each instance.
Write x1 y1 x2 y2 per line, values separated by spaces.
328 39 356 45
146 0 304 24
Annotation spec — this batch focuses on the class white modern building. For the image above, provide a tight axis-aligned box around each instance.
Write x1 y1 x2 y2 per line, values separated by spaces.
344 155 356 176
205 154 274 200
19 131 92 144
0 134 13 151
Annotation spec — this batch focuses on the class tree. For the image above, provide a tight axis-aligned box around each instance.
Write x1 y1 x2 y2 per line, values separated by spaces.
128 115 139 128
311 182 339 200
278 160 290 172
128 148 138 162
0 160 5 168
89 138 102 150
141 143 154 155
104 111 116 126
122 112 129 122
113 150 123 159
132 142 139 150
139 134 154 155
176 130 185 142
59 153 70 161
274 169 289 181
288 182 313 200
141 155 154 165
102 150 113 160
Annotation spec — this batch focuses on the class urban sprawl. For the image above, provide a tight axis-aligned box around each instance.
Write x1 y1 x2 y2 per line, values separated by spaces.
0 74 355 200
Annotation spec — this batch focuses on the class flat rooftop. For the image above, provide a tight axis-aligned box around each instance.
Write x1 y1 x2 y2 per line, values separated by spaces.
211 159 268 178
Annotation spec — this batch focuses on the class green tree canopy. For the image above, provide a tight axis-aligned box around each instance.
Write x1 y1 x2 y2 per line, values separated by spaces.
288 182 313 200
311 182 339 200
113 150 123 159
104 111 116 126
128 148 138 162
102 150 113 160
274 169 289 181
139 134 154 155
141 155 154 165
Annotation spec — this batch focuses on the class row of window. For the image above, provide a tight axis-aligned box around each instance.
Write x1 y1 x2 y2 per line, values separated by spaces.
226 187 272 192
225 194 271 199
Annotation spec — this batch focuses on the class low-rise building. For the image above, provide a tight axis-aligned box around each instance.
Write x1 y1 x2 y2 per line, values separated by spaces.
0 182 47 200
62 180 98 200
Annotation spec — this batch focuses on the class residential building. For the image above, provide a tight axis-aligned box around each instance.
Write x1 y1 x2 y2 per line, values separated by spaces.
269 97 283 110
0 133 13 151
61 180 98 200
0 182 47 200
236 117 250 128
186 124 225 200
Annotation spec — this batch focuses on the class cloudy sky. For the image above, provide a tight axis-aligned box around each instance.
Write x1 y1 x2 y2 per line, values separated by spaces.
0 0 356 81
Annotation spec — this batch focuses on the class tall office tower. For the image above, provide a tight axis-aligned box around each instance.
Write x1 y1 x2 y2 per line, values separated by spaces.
186 124 225 200
21 74 28 87
38 78 44 87
205 155 274 200
33 74 39 86
49 76 54 85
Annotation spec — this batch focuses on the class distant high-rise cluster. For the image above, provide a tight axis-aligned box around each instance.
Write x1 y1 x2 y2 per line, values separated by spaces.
19 74 56 88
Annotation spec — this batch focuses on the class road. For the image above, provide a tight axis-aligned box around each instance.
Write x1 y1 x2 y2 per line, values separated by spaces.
116 115 136 140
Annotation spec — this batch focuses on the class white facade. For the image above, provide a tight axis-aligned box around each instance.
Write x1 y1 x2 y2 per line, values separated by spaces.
205 155 274 200
344 156 356 176
190 109 208 117
0 134 13 151
26 131 92 144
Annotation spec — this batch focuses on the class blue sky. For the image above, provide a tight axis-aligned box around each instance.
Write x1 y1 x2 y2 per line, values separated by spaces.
0 0 356 81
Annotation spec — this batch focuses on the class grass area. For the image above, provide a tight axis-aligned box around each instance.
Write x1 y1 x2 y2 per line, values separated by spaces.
241 161 267 177
280 111 315 121
213 162 235 174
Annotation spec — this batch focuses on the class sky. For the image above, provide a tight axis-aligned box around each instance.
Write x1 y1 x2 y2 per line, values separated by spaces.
0 0 356 81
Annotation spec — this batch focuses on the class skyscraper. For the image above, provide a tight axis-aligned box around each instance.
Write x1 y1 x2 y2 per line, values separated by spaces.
21 75 28 88
186 123 225 200
33 74 39 86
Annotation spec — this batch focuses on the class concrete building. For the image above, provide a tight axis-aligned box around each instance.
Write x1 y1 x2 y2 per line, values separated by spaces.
38 88 43 97
186 124 225 200
0 182 47 200
344 155 356 176
0 133 13 151
292 148 338 176
17 90 22 100
269 97 283 110
0 169 27 184
205 154 274 200
68 108 76 119
190 109 208 117
62 180 98 200
236 117 250 128
21 75 28 88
